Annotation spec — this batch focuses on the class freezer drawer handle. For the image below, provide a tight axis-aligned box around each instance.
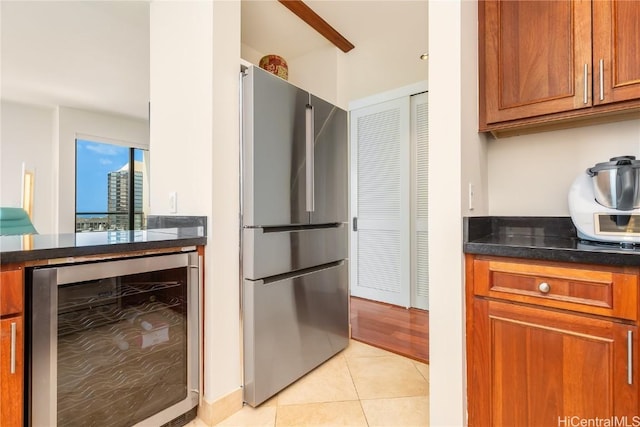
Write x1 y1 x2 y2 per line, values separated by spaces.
353 217 358 232
305 103 315 212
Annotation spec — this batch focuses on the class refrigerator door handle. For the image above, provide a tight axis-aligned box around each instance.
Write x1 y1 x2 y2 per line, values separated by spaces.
305 103 315 212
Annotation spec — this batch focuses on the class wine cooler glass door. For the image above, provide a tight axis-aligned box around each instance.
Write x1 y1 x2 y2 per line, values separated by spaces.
31 252 200 427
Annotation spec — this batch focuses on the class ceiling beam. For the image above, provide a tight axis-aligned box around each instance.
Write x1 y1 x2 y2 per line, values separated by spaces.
278 0 355 53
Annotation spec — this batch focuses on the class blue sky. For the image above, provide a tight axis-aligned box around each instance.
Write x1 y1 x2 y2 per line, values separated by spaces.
76 139 144 214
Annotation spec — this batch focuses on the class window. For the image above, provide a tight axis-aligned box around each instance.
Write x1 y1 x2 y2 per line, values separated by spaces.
75 139 149 232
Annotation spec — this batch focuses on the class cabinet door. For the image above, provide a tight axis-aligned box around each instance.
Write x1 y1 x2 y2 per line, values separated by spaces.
0 317 23 427
593 0 640 105
469 299 638 426
480 0 592 125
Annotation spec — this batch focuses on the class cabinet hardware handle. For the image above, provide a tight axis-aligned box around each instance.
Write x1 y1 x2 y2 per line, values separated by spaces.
353 217 358 232
583 64 589 104
10 322 16 374
599 59 604 101
538 282 551 294
629 330 633 385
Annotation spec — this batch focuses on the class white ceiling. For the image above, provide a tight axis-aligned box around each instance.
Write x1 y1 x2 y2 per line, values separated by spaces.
1 1 427 120
1 1 150 119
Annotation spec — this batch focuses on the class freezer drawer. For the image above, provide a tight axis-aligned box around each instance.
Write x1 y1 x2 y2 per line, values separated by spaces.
243 261 349 407
242 224 347 280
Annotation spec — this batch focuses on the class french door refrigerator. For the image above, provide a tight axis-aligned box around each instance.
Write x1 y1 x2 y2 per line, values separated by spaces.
241 66 349 407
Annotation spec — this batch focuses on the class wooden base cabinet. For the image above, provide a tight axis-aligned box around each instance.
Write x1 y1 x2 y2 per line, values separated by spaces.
0 268 24 427
470 299 638 426
467 255 640 426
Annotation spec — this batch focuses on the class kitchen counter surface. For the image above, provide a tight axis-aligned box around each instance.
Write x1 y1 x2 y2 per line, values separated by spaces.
464 216 640 266
0 227 206 264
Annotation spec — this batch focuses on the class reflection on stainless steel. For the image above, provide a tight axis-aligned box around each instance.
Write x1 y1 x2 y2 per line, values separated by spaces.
243 261 348 406
241 66 349 407
243 225 347 280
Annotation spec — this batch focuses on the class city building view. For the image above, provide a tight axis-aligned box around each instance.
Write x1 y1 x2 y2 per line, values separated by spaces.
76 160 147 232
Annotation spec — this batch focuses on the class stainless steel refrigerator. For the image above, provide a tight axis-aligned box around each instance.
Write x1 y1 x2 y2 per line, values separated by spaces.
241 66 349 407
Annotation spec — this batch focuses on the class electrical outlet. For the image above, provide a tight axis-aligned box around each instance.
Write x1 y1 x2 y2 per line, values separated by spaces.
169 192 177 214
468 183 475 211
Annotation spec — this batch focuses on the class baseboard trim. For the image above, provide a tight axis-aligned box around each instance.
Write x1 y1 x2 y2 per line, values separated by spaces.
198 388 243 425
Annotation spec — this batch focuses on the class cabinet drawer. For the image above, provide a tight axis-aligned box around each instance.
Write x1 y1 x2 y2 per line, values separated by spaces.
472 257 638 320
1 269 23 316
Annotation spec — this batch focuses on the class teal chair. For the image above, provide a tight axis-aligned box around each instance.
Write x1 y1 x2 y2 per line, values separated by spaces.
0 207 37 236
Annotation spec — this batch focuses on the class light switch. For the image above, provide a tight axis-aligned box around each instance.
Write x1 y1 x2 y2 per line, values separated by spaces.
169 192 177 214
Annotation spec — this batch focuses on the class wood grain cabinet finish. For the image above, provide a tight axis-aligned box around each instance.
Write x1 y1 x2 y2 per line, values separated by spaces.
466 254 640 426
0 268 24 427
593 0 640 105
470 299 638 426
473 256 638 321
479 0 640 134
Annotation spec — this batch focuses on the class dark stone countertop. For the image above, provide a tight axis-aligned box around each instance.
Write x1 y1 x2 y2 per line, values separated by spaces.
0 226 206 265
464 216 640 267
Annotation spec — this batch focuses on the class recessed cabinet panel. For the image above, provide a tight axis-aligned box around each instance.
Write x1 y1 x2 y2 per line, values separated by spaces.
498 1 573 108
481 0 592 125
477 299 636 425
473 256 638 321
479 0 640 135
593 0 640 104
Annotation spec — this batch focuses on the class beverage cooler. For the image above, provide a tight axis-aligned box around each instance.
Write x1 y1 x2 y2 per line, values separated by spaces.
28 251 201 427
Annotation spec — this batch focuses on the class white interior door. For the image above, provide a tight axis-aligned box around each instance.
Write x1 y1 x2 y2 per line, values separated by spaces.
411 92 429 310
350 97 411 307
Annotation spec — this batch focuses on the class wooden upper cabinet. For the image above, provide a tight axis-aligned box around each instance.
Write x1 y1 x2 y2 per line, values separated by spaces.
593 0 640 105
480 0 592 126
479 0 640 134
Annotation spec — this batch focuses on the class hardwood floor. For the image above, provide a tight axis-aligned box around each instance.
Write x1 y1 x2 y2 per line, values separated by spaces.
350 296 429 364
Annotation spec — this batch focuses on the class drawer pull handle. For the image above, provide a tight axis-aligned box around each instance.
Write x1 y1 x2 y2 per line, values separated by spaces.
538 282 551 294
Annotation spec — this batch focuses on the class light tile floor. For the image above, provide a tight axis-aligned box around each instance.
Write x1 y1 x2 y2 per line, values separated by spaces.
187 340 429 426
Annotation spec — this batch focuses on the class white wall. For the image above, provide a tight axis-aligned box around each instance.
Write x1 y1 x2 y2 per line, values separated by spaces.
428 0 482 424
488 119 640 215
149 0 242 411
342 4 428 104
0 101 148 235
288 46 340 106
210 0 242 406
55 107 149 233
0 101 55 234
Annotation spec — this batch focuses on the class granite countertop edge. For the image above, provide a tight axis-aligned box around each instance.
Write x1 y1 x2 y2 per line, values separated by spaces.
463 241 640 267
1 235 207 265
464 216 640 267
1 216 208 265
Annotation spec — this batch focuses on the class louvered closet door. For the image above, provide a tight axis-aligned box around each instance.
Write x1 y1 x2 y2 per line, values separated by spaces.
411 92 429 310
350 97 411 307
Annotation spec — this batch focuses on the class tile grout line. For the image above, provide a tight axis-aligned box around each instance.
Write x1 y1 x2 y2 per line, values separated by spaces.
344 351 370 427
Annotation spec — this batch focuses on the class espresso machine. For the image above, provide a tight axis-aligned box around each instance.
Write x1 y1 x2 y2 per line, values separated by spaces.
569 155 640 246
